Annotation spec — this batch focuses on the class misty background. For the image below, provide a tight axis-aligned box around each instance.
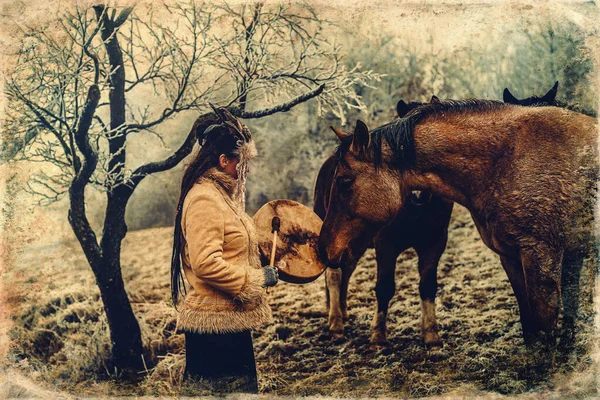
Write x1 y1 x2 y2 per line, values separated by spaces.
2 1 598 242
125 5 598 231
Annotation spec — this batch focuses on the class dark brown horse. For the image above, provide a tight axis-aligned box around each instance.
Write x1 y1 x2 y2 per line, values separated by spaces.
504 81 597 118
503 81 559 107
319 99 597 349
315 97 453 346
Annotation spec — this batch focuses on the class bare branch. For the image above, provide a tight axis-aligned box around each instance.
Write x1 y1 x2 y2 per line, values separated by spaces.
7 82 75 165
128 112 220 189
235 84 325 119
7 2 379 199
114 7 134 28
72 84 100 186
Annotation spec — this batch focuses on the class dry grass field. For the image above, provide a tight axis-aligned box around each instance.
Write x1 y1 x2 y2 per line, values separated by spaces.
2 205 598 398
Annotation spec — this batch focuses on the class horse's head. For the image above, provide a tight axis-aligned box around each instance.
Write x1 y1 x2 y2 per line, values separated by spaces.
318 120 404 268
396 96 438 118
503 81 558 107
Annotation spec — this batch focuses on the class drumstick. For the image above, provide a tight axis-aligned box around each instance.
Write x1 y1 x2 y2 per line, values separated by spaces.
268 217 281 294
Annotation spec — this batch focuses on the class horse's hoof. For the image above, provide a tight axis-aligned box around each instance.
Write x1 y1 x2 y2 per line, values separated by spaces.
423 331 443 347
558 328 575 353
328 317 344 335
329 324 344 335
370 332 389 346
523 331 557 352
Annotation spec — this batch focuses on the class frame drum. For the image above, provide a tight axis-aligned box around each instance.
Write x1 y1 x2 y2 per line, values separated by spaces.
253 200 327 284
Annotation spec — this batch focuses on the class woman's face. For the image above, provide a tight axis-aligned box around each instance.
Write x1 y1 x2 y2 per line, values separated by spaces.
219 154 240 179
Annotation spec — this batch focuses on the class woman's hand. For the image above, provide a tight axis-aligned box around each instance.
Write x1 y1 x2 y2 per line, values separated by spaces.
262 265 279 287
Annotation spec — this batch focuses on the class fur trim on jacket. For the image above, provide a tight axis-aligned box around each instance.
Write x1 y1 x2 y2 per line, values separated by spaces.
175 168 272 334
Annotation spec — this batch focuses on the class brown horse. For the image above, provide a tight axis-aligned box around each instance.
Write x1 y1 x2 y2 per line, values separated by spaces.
315 97 453 346
319 99 597 349
315 90 564 345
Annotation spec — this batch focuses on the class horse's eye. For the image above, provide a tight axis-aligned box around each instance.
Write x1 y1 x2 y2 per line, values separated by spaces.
336 176 354 191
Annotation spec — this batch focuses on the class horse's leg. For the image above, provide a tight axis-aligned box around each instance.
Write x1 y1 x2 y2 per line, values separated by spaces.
414 235 447 347
326 260 358 335
325 270 331 309
370 237 402 345
520 247 563 349
499 255 533 340
560 251 584 351
340 259 358 321
326 266 345 334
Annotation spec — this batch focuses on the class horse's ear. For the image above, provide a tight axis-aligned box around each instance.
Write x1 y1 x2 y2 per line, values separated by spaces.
330 126 352 142
430 95 440 103
542 81 559 104
351 120 369 152
503 88 519 104
396 100 409 118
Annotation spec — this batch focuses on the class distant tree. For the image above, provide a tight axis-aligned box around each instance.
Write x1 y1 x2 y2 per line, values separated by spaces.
341 20 595 117
2 1 378 373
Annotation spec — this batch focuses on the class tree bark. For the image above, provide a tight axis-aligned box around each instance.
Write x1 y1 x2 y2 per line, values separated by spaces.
98 189 144 372
90 5 144 372
68 85 101 268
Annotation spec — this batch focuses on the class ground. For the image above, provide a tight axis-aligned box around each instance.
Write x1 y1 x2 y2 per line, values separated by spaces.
2 205 597 398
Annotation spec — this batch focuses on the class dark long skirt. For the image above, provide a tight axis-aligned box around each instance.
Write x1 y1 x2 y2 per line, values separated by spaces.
182 330 259 395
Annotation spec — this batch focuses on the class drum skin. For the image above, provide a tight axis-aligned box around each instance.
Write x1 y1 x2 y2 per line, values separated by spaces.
253 199 327 284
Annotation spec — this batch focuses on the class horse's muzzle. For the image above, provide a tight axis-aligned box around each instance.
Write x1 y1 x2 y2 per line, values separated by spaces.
318 237 344 269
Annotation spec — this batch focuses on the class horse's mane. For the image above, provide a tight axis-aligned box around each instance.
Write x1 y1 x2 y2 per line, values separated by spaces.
367 99 507 166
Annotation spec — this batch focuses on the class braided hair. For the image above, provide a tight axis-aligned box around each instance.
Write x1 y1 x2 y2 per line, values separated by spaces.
170 107 255 308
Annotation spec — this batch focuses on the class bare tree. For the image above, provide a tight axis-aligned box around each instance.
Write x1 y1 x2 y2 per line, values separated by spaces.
2 1 379 373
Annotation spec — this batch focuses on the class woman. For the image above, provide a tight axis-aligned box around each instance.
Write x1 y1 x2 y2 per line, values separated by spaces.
170 107 278 394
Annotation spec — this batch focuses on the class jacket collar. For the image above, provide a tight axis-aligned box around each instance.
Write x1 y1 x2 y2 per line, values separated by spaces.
202 167 237 198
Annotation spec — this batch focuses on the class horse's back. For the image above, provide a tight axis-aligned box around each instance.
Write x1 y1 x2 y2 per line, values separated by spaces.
504 107 597 184
514 106 597 150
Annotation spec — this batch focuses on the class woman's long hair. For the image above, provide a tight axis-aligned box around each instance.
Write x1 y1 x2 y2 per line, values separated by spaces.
170 114 241 308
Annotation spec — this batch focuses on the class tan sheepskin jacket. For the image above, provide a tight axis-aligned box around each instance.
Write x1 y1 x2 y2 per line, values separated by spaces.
175 168 272 334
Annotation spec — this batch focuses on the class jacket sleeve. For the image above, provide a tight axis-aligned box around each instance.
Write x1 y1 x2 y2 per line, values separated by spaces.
183 190 265 303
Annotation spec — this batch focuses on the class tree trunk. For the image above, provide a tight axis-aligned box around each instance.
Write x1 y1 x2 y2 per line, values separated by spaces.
95 249 143 371
74 6 144 373
68 188 143 372
68 212 143 372
100 189 143 371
